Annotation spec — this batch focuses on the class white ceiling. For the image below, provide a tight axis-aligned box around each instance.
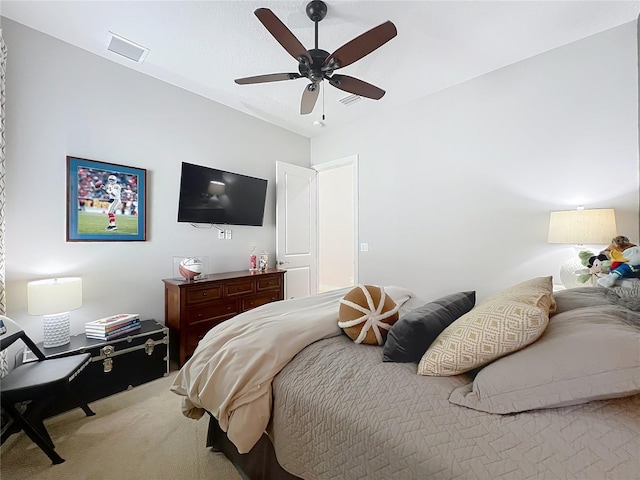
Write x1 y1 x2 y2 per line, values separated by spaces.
2 1 639 138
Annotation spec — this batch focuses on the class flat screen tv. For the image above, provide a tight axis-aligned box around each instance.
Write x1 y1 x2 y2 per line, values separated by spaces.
177 162 268 226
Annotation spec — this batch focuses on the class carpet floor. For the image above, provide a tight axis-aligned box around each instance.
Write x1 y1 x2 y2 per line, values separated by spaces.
0 372 242 480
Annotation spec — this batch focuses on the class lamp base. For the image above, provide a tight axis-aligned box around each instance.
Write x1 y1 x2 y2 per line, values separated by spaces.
43 312 71 348
559 257 586 289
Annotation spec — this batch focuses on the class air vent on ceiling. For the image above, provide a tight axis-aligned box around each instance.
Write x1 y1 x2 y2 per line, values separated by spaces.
338 94 362 106
106 32 149 63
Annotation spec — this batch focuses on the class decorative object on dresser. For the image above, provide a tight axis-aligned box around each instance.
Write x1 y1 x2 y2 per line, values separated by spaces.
249 243 258 271
163 269 285 366
258 251 269 272
173 255 209 281
547 207 617 288
27 277 83 348
84 313 141 340
22 319 169 417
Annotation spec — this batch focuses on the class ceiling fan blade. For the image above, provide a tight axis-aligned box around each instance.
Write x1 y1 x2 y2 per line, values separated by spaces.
324 21 397 70
300 84 320 115
235 73 302 85
328 74 385 100
255 8 312 63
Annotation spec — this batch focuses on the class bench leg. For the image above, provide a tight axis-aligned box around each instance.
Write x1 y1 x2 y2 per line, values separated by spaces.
3 400 64 465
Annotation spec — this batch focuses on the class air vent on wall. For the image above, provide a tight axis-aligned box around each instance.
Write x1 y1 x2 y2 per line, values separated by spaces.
106 32 149 63
338 94 362 106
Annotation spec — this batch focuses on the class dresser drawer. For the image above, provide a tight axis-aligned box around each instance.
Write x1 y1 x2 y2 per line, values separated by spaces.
185 321 223 359
256 275 282 291
185 300 239 325
225 279 254 297
242 292 282 311
185 285 223 305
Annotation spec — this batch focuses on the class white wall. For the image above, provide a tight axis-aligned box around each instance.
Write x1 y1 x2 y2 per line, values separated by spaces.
2 18 310 340
311 21 640 304
318 164 354 291
3 17 639 342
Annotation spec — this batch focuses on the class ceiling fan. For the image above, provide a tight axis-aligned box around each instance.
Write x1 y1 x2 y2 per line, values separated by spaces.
234 0 397 115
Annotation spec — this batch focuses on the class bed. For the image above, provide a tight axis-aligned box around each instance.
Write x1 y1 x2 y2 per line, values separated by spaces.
171 277 640 480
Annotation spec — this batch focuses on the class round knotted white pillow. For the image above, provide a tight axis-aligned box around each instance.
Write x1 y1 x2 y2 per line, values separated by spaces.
338 285 400 345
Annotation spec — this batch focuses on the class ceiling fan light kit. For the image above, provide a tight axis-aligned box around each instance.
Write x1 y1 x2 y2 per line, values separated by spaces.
234 1 397 115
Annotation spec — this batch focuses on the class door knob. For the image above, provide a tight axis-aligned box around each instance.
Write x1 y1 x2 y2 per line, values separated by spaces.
276 260 289 266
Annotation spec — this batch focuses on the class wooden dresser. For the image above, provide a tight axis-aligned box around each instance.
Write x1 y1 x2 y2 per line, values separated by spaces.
163 269 285 366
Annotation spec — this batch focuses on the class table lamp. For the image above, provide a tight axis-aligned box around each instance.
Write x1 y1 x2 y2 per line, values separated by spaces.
548 208 616 288
27 277 82 348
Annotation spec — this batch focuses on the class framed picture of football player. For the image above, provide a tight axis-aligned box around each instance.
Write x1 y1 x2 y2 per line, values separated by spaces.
66 156 147 241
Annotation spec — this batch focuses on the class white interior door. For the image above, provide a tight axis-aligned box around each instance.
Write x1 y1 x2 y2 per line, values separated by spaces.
276 162 317 299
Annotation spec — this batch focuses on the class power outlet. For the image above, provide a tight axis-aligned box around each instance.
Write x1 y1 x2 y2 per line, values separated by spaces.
218 230 225 240
225 229 232 240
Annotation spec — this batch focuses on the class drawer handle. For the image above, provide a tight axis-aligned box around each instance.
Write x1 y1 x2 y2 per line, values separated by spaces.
201 292 207 297
227 306 232 311
197 313 203 318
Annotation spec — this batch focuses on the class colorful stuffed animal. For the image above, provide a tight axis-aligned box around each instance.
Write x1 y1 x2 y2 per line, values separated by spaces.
575 250 611 284
604 235 636 254
603 235 637 270
597 246 640 287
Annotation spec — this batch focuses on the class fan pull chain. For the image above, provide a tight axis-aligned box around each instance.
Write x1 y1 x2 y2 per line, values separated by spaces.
322 82 325 121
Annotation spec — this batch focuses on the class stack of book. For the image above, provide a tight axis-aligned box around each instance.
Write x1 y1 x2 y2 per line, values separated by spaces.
85 313 141 340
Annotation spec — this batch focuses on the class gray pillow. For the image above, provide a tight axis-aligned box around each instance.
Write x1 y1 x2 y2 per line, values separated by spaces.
554 286 640 316
449 304 640 414
553 287 620 314
382 291 475 363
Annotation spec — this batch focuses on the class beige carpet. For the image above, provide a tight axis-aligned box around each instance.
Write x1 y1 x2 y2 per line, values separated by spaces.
0 372 242 480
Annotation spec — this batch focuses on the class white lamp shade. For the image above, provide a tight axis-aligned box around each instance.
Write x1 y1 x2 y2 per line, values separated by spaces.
27 277 83 315
548 208 617 244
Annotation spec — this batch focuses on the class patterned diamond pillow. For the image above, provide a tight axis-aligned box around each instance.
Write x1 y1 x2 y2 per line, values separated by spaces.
418 277 555 376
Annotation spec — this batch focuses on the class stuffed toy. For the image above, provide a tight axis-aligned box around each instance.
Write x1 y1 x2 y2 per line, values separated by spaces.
597 246 640 287
574 250 611 284
604 235 636 254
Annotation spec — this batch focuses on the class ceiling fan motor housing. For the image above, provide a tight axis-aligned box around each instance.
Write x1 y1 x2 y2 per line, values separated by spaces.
299 48 332 82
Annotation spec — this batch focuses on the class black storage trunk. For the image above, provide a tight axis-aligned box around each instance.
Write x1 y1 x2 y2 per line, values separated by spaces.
27 320 169 415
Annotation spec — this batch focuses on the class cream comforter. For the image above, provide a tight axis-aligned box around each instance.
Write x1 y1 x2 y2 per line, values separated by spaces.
170 286 415 453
